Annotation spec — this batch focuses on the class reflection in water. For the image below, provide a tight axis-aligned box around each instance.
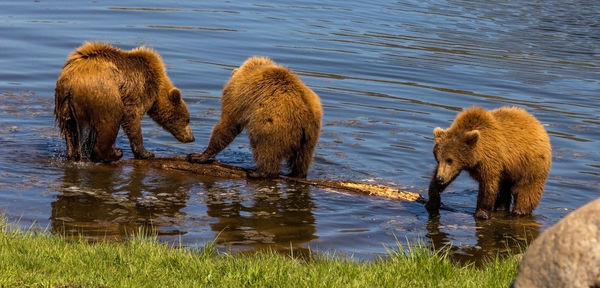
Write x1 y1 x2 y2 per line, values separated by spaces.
204 180 317 255
51 163 191 240
51 163 317 256
426 214 540 265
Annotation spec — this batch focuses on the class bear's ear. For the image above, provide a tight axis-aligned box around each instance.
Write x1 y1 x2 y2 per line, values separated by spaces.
464 130 480 145
433 127 446 139
168 88 182 105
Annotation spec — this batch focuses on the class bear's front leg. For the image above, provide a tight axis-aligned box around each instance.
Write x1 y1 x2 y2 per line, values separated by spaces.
475 178 500 220
188 117 242 164
122 113 154 159
187 152 212 163
426 169 450 215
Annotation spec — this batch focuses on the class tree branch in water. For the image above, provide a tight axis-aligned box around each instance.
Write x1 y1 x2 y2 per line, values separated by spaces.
120 157 426 203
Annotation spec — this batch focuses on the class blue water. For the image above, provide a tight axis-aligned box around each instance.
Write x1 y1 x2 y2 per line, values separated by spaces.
1 0 599 261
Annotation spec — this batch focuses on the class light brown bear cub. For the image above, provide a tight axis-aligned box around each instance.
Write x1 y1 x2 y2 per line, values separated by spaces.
426 106 551 219
187 56 322 178
55 42 194 162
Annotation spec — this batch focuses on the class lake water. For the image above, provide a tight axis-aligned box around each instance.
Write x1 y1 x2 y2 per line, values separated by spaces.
1 1 598 262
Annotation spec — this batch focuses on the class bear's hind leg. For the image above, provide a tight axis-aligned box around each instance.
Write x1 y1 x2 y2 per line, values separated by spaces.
287 132 317 179
287 151 310 178
511 180 544 216
62 118 80 161
249 141 283 178
494 180 512 211
91 123 123 162
188 116 242 163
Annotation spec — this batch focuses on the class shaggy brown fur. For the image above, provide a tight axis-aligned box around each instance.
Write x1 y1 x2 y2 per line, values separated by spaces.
426 106 552 219
187 56 322 178
54 42 194 162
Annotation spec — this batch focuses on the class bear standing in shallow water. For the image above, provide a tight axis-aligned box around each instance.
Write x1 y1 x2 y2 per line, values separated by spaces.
187 56 322 178
55 42 194 162
426 106 551 219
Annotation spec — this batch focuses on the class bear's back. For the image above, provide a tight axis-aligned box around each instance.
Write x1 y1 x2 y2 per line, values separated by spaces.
63 42 125 70
58 43 131 90
256 65 319 120
61 42 164 80
490 107 539 128
226 62 321 120
490 107 548 142
490 107 551 169
57 43 170 101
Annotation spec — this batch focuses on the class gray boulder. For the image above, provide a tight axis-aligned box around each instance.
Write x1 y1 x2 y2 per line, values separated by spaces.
513 197 600 288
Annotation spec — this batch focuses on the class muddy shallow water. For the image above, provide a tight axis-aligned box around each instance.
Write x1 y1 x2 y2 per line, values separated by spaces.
1 1 599 262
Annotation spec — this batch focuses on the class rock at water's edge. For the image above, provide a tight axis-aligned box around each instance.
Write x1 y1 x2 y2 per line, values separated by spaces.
513 197 600 288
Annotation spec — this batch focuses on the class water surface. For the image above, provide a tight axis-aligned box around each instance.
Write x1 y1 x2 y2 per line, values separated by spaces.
1 0 599 262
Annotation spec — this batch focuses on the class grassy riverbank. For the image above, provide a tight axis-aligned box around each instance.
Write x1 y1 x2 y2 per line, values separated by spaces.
0 219 518 287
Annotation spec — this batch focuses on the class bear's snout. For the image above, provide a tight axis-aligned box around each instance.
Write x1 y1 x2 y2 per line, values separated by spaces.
183 134 195 143
178 125 195 143
436 164 455 185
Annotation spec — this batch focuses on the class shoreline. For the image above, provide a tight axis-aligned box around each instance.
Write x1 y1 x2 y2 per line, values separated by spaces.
0 217 518 287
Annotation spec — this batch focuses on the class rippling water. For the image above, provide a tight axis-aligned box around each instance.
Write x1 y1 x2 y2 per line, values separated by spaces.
1 1 599 262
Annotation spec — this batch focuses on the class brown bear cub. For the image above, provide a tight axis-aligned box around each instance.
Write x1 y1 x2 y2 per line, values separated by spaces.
187 56 322 178
426 106 551 219
54 42 194 162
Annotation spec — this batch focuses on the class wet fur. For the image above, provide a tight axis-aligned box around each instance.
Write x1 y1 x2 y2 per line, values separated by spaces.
188 56 322 178
427 106 552 219
54 42 194 162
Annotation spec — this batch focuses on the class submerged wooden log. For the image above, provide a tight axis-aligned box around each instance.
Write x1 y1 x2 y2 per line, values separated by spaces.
120 157 426 203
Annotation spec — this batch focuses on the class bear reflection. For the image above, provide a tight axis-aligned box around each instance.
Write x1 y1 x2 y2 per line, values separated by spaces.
426 213 540 265
203 181 317 255
52 163 191 240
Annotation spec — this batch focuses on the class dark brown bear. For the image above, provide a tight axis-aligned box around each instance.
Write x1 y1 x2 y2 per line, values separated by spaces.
426 106 552 219
54 42 194 162
187 56 322 178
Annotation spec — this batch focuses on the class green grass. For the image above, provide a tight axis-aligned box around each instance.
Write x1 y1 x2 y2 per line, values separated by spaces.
0 218 518 288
